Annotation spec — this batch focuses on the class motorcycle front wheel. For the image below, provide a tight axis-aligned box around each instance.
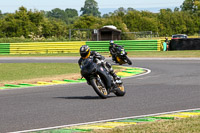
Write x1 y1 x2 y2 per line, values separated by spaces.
90 77 108 99
125 55 132 65
114 84 126 96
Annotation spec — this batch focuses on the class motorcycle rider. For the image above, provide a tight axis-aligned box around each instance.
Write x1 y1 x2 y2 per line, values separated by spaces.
78 45 120 83
109 40 120 62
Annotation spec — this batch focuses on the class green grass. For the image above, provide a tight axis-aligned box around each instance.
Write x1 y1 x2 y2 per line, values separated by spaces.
0 53 80 57
0 63 121 83
90 116 200 133
0 63 79 82
1 51 200 58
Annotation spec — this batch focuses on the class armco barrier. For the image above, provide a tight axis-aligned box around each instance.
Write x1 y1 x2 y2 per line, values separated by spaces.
0 43 10 54
86 40 160 52
9 42 86 54
169 38 200 50
0 40 162 54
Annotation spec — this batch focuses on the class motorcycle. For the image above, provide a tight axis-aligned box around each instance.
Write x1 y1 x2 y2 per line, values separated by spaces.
81 57 126 99
112 46 132 65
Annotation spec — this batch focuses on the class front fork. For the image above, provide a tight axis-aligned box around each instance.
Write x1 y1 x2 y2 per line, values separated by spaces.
96 76 105 88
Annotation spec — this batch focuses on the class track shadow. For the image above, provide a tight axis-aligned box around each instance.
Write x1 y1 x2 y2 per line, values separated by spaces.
55 95 115 100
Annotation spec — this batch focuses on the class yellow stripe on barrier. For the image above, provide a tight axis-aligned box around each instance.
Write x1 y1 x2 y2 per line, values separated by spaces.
67 122 136 130
10 42 86 54
157 39 162 51
37 81 58 85
52 80 69 84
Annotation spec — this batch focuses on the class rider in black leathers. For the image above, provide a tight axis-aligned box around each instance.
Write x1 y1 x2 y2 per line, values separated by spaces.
78 45 120 84
109 40 120 62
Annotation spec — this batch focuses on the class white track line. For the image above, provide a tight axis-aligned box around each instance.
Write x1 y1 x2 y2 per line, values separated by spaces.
10 108 200 133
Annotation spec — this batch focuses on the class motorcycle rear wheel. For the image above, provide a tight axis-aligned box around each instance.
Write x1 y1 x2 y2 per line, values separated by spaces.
114 84 126 96
90 78 108 99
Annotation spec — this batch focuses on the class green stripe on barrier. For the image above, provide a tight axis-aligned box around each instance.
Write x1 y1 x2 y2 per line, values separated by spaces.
0 43 10 54
117 118 159 123
78 79 86 82
64 79 85 83
190 110 200 112
32 128 91 133
122 71 143 74
147 116 175 120
86 40 159 52
19 83 38 86
4 84 30 87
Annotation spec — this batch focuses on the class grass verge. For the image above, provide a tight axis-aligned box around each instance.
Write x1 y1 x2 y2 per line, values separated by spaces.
0 63 123 86
0 63 79 86
90 116 200 133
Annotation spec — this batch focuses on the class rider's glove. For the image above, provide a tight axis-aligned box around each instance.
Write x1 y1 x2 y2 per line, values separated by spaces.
100 60 105 65
96 59 101 64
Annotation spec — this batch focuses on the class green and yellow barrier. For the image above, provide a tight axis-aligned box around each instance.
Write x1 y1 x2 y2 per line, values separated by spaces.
0 40 163 55
9 41 86 54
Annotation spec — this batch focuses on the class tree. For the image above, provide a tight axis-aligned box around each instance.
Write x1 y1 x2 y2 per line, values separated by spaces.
113 7 126 17
73 15 100 29
181 0 200 13
0 10 2 18
46 8 78 24
65 8 78 18
80 0 101 17
47 8 65 19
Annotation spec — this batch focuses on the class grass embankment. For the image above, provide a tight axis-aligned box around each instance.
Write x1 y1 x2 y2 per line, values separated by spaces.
90 116 200 133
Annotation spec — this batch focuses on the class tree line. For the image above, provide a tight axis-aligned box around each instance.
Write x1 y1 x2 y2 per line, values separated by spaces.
0 0 199 40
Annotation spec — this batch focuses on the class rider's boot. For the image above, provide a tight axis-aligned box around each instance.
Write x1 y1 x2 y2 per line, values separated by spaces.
112 72 121 81
109 68 121 81
105 62 121 81
112 55 116 63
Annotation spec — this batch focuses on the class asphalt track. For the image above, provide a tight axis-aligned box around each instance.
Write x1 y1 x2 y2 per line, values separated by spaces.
0 57 200 133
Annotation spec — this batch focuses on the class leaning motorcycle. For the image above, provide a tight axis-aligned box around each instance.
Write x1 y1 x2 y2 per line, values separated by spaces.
81 57 126 99
112 46 132 65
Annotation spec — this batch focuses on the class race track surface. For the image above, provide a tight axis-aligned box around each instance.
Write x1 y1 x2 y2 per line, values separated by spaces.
0 58 200 132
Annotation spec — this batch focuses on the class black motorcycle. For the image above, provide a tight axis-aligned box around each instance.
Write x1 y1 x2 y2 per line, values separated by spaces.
112 46 132 65
81 57 126 99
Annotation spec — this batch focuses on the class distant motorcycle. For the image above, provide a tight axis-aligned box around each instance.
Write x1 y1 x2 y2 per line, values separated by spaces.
112 46 132 65
81 57 126 99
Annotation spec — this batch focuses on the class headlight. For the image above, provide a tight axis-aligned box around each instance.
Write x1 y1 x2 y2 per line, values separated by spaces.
121 49 125 55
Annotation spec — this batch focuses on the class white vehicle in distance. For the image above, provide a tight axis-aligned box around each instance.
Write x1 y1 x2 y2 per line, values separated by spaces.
172 34 188 39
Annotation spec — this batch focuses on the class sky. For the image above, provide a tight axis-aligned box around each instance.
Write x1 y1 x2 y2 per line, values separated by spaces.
0 0 185 14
